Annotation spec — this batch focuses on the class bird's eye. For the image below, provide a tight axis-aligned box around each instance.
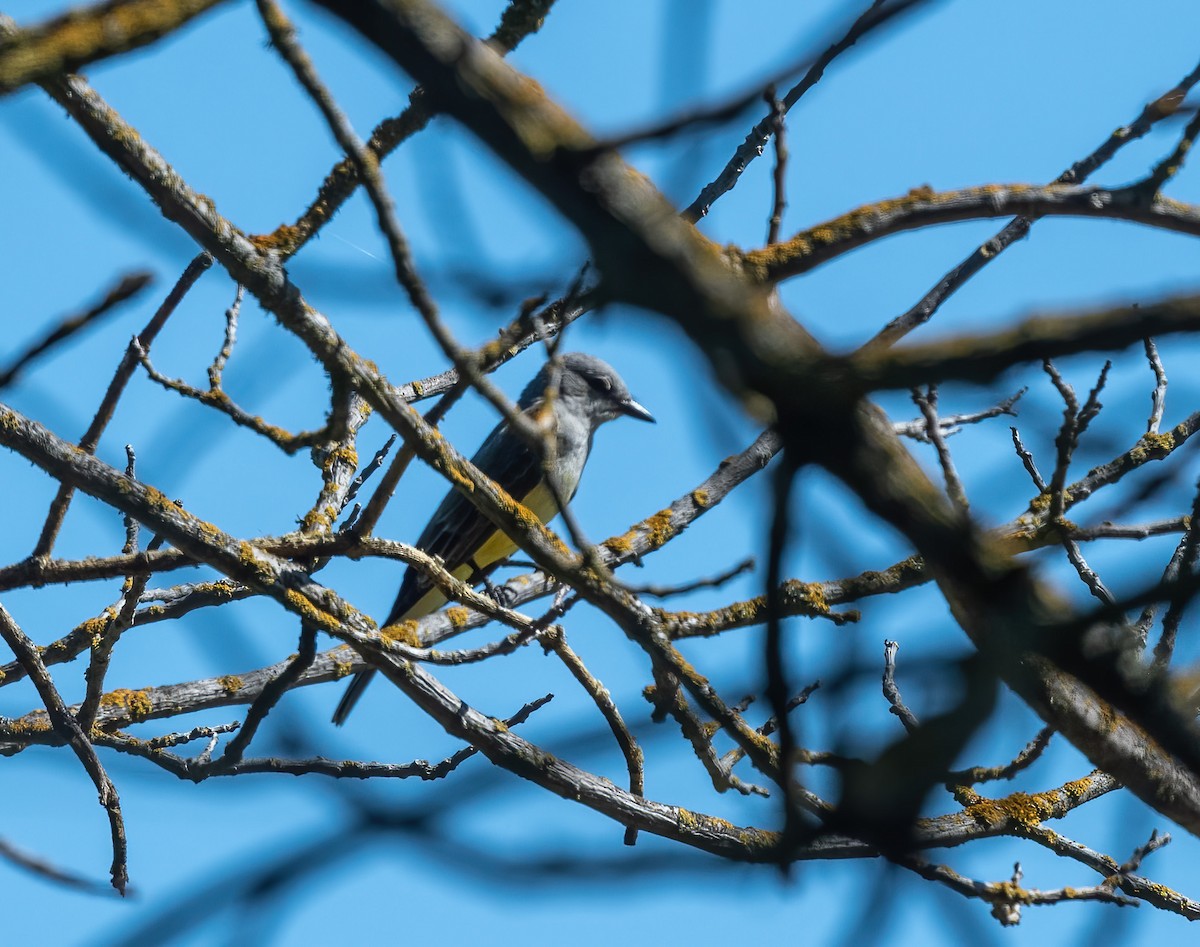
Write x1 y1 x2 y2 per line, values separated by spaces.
585 373 612 393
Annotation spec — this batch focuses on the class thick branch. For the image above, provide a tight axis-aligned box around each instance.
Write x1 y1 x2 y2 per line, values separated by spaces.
0 0 227 95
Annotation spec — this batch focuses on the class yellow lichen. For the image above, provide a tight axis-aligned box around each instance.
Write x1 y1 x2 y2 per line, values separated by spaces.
325 446 359 471
99 687 154 721
783 580 829 614
300 506 337 533
1028 492 1054 513
644 509 674 549
217 675 244 695
283 588 338 628
602 532 636 556
1142 431 1175 454
381 619 422 648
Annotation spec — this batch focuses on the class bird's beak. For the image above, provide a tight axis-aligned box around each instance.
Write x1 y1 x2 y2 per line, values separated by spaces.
620 398 655 423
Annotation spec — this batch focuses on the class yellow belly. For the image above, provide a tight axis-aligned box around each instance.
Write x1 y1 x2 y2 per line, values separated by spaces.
401 481 562 620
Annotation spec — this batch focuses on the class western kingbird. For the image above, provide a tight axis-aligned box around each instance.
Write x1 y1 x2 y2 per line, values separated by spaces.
332 352 654 725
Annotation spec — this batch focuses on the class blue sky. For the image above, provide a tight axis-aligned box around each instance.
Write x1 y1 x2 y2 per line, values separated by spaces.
4 1 1200 944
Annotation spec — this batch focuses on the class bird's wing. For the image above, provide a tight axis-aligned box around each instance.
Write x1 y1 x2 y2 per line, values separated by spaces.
385 417 548 624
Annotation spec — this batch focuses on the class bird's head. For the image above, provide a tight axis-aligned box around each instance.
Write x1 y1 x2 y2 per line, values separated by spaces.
522 352 655 428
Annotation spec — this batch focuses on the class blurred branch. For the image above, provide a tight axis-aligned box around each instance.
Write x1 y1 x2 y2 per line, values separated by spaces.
847 292 1200 392
0 837 115 897
590 0 932 160
0 271 152 389
0 0 227 95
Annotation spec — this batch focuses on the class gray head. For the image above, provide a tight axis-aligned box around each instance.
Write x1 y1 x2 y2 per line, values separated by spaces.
519 352 654 428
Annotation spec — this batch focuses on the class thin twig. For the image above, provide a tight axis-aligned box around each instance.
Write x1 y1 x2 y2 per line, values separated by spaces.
898 855 1138 925
1067 518 1188 542
1061 538 1116 605
344 434 396 508
541 627 644 844
718 682 820 773
644 668 773 799
1153 479 1200 669
882 639 919 732
947 727 1053 786
764 85 788 246
911 386 968 512
76 447 161 731
207 283 243 388
145 722 240 750
1138 101 1200 195
625 558 754 598
353 384 466 538
591 0 925 159
1043 359 1080 521
1144 337 1168 434
1010 427 1047 492
205 623 318 771
1115 829 1171 877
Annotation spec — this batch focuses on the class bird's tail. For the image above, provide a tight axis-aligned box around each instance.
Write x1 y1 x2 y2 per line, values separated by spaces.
331 668 376 726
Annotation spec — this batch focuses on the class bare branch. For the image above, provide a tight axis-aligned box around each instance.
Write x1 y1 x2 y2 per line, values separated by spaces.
910 386 968 513
947 727 1053 787
882 640 919 732
1144 337 1168 434
763 85 788 246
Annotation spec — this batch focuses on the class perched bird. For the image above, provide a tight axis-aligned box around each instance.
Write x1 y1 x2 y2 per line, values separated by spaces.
332 352 654 725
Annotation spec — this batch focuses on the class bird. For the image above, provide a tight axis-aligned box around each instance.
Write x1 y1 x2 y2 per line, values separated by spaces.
332 352 655 725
